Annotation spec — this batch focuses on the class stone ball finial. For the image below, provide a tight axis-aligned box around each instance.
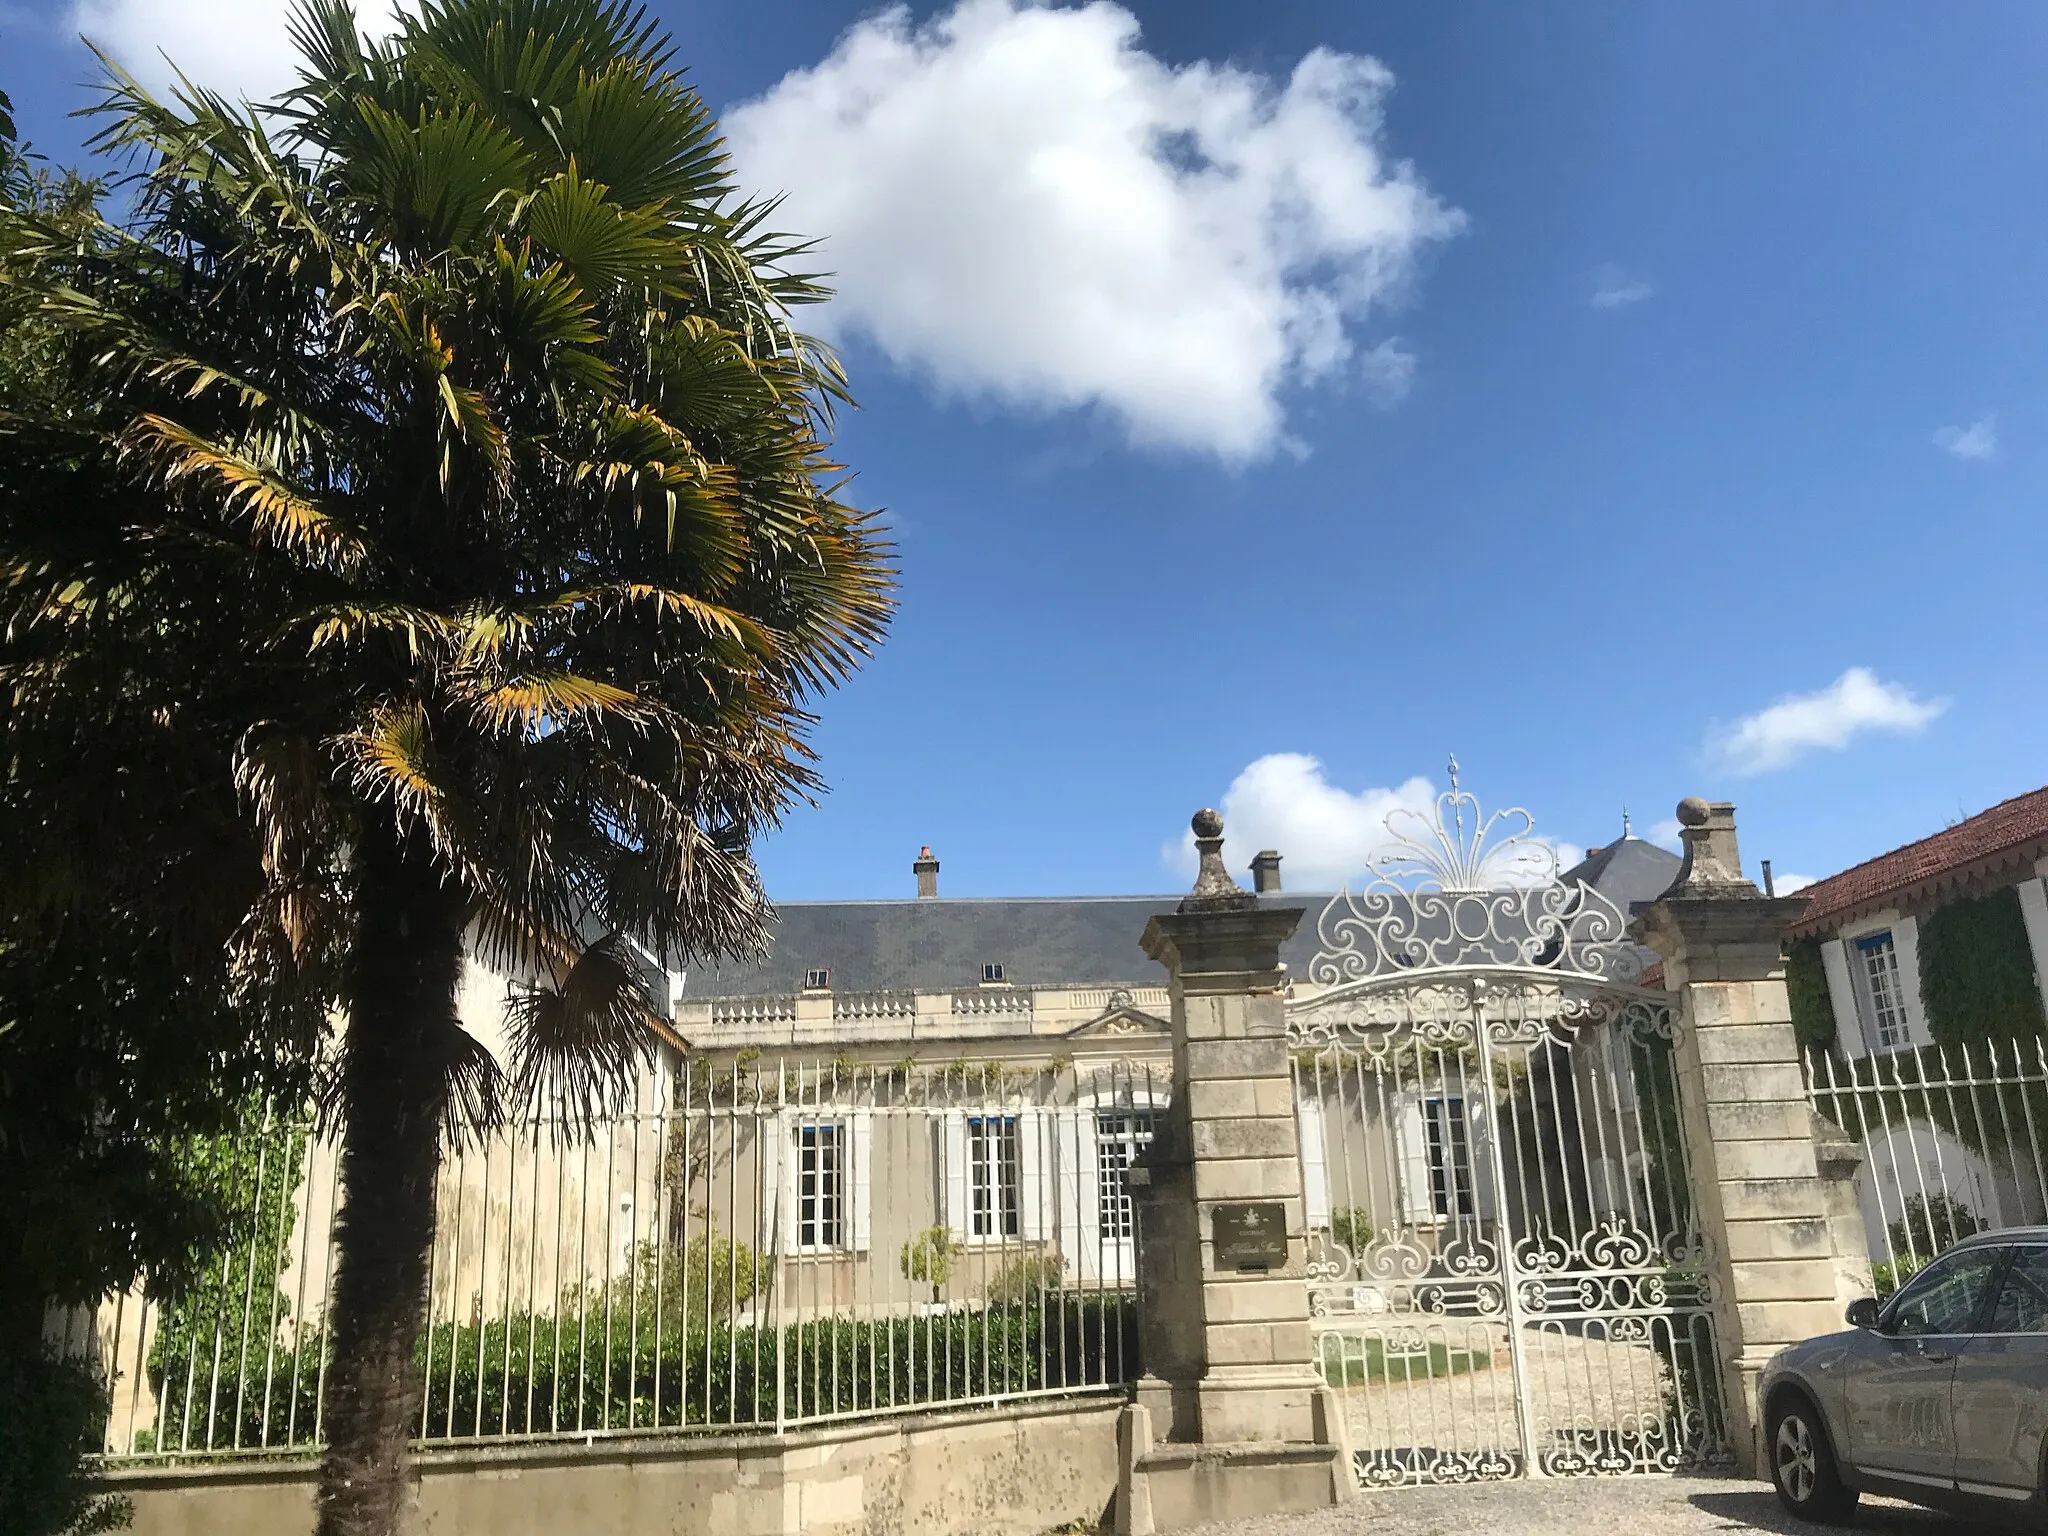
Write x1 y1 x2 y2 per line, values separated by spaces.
1675 796 1712 827
1191 807 1224 839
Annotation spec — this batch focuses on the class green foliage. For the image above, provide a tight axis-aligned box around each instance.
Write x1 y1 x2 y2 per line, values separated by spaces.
1316 1336 1490 1387
0 1349 131 1535
611 1234 759 1321
1871 1257 1924 1300
899 1226 958 1298
145 1119 309 1382
144 1295 1138 1449
3 0 894 1511
1886 1193 1981 1261
1328 1208 1374 1256
1919 889 2048 1048
1785 939 1836 1050
985 1251 1067 1306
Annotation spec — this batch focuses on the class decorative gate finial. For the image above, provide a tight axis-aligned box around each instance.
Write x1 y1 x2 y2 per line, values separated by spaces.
1181 808 1256 913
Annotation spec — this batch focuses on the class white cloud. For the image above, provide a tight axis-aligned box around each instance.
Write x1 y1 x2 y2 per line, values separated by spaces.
1771 872 1818 896
71 0 406 100
726 0 1462 461
1589 264 1654 310
1647 817 1684 852
1935 414 1997 462
1164 754 1582 891
1709 667 1949 777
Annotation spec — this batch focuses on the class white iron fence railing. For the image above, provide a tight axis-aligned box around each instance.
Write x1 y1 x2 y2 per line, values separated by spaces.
1805 1037 2048 1294
52 1057 1156 1462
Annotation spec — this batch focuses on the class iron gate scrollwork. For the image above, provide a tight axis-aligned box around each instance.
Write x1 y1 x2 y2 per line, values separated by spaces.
1286 776 1727 1486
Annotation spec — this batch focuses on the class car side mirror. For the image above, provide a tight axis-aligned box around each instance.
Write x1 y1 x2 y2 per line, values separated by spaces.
1846 1296 1881 1329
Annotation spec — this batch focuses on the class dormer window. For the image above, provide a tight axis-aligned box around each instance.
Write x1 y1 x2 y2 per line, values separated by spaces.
803 967 832 991
981 962 1006 984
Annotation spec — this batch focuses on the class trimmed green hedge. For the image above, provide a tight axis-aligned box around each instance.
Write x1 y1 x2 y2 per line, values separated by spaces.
140 1295 1137 1452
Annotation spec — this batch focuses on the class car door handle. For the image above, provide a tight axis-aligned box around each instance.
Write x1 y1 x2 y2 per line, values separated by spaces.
1917 1348 1957 1363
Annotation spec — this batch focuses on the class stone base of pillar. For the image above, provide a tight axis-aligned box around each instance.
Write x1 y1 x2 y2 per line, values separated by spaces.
1726 1346 1779 1478
1195 1364 1323 1445
1115 1400 1353 1536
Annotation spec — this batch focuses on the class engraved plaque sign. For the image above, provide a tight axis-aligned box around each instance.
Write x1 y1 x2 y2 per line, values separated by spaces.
1211 1202 1288 1272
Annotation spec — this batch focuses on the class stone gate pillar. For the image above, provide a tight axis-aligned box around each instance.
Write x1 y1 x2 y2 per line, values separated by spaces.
1117 810 1350 1534
1632 798 1872 1477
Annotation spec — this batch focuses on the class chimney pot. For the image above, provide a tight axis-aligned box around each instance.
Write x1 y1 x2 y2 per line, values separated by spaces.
913 845 940 899
1249 849 1283 894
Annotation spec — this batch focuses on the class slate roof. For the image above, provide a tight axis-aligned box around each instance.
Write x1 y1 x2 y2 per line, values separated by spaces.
677 836 1683 1000
679 894 1330 998
1787 785 2048 936
1560 837 1684 914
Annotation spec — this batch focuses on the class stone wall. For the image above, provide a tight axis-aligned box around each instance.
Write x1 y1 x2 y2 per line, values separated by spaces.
110 1397 1121 1536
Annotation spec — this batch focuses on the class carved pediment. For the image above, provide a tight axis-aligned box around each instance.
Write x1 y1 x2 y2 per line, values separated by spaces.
1065 990 1171 1040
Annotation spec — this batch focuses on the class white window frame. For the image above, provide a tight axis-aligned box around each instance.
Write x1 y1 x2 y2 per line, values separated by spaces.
968 1114 1022 1240
1854 929 1910 1053
1396 1090 1494 1225
1093 1108 1155 1242
760 1111 871 1255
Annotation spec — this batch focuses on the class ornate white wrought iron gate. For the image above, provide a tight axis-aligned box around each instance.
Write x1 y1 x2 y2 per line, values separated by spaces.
1286 780 1726 1485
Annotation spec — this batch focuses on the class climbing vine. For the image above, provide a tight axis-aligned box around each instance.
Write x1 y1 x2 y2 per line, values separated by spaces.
1918 887 2046 1049
1785 938 1835 1050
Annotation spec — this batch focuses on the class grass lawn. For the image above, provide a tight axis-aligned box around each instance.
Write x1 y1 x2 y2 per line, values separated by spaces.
1317 1335 1493 1387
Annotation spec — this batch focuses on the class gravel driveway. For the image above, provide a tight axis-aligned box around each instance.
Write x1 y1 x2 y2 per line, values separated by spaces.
1173 1476 2006 1536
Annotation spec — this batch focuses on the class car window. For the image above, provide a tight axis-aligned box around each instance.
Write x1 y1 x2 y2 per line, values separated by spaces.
1888 1246 2003 1336
1988 1247 2048 1333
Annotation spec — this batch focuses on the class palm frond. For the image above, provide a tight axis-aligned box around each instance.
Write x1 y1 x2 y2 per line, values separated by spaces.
124 414 372 575
502 933 659 1128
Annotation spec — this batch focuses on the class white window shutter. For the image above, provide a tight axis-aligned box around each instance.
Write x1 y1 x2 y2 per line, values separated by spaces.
1054 1109 1086 1265
1464 1097 1496 1220
1394 1093 1435 1225
1019 1111 1050 1242
940 1112 969 1237
849 1111 874 1252
757 1114 789 1258
1296 1090 1331 1228
1894 917 1932 1047
1820 939 1865 1058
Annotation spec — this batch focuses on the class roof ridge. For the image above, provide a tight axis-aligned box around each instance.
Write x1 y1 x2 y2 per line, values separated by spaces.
1794 783 2048 929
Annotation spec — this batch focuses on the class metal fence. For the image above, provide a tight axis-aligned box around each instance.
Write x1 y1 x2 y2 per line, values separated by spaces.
1804 1037 2048 1292
54 1056 1154 1462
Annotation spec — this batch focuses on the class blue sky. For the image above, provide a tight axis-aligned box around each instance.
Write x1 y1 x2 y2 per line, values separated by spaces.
7 0 2046 900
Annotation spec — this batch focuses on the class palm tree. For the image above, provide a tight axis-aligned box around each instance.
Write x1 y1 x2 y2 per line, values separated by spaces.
1 3 892 1530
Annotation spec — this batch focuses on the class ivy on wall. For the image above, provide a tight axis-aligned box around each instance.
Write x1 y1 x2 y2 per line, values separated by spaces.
1919 887 2047 1049
1786 938 1835 1051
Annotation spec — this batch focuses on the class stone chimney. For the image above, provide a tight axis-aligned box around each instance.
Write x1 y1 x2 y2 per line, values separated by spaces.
1249 849 1283 894
913 846 940 899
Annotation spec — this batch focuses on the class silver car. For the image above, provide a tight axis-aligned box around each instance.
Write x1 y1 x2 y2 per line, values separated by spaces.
1761 1228 2048 1525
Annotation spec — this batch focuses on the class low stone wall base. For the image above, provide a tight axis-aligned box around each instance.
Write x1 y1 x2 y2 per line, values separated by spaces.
109 1397 1121 1536
1120 1443 1349 1534
1113 1399 1351 1535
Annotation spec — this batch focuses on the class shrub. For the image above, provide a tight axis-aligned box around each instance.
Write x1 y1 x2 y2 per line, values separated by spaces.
1329 1208 1374 1256
0 1349 131 1534
1887 1193 1981 1260
145 1294 1139 1449
899 1226 957 1303
1871 1256 1925 1300
986 1252 1066 1306
611 1234 759 1322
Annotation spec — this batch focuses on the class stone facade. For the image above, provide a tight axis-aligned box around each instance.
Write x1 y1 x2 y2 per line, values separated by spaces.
1634 798 1873 1476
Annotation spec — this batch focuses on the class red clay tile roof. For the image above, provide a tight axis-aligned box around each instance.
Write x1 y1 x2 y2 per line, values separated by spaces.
1789 785 2048 934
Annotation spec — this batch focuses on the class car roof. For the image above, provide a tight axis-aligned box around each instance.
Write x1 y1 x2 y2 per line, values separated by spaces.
1954 1226 2048 1249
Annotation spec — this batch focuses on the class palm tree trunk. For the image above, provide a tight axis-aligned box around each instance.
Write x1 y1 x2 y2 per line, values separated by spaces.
316 816 466 1536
